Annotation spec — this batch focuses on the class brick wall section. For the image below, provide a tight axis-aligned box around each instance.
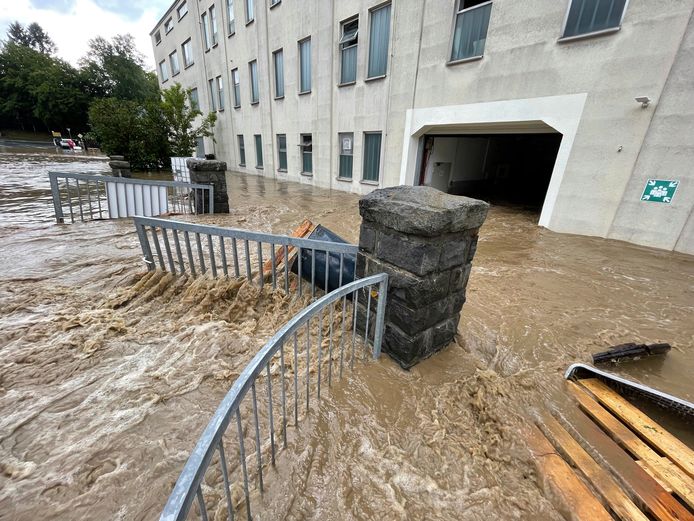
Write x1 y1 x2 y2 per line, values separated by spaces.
186 159 230 213
357 186 488 369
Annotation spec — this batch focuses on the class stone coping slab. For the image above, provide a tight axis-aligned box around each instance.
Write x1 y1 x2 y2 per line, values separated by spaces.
359 186 489 237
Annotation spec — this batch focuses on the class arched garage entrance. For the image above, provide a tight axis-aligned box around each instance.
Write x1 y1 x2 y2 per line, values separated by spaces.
399 94 587 227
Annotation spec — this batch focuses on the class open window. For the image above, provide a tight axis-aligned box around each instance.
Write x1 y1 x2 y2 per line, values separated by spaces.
339 18 358 84
450 0 492 62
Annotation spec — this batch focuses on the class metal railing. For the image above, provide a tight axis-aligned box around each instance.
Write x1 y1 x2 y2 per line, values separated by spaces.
160 273 388 521
134 217 358 298
48 172 214 224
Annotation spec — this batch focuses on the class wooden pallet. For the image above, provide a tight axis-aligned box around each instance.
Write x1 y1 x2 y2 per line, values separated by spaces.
528 378 694 521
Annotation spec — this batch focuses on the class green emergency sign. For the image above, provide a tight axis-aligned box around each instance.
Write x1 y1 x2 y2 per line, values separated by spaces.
641 179 679 203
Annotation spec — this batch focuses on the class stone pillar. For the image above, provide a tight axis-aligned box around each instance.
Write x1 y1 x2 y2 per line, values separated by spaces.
357 186 489 369
186 159 230 213
108 156 131 178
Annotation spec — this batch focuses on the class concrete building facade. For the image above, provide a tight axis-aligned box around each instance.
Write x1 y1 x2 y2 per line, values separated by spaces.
151 0 694 254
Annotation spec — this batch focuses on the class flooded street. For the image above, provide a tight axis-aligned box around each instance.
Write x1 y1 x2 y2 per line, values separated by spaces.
0 153 692 520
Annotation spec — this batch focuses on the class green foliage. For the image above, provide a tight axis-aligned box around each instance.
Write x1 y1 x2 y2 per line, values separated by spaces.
88 98 169 170
6 21 55 54
160 83 216 157
80 35 158 102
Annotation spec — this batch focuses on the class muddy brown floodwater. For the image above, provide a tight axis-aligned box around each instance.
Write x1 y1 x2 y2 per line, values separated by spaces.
0 153 692 520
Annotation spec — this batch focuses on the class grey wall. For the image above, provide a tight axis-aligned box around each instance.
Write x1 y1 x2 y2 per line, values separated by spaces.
151 0 694 253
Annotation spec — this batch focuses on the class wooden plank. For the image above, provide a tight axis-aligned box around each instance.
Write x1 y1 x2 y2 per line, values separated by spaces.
568 407 694 521
523 423 613 521
539 413 649 521
637 461 674 493
579 378 694 479
568 382 694 510
262 219 314 274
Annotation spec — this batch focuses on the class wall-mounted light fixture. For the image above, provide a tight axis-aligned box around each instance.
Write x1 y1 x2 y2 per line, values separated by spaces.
635 96 651 108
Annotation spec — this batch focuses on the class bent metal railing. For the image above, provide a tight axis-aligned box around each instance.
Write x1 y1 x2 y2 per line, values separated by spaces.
133 217 358 298
48 172 214 224
160 273 388 521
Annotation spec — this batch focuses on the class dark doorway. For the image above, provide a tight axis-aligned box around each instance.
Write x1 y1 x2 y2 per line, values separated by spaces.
419 133 562 211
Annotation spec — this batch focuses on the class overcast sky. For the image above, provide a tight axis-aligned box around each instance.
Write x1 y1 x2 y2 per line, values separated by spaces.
0 0 172 69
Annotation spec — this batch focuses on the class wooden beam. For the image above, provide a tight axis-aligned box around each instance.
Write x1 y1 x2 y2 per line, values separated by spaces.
523 423 612 521
539 413 649 521
568 407 693 521
579 378 694 479
568 382 694 511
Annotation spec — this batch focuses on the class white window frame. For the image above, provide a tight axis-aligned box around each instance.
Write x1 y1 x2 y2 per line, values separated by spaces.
249 60 259 104
209 5 218 46
231 68 241 108
159 60 169 82
559 0 630 42
447 0 493 64
216 76 224 110
339 17 358 85
298 37 311 94
227 0 236 35
201 11 211 50
177 1 188 20
182 38 194 67
245 0 254 24
169 50 180 76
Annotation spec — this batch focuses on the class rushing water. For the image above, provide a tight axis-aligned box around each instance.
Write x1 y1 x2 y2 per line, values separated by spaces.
0 152 692 520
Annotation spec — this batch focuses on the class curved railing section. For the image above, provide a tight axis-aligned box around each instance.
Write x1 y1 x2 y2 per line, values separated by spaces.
134 216 358 298
160 273 388 521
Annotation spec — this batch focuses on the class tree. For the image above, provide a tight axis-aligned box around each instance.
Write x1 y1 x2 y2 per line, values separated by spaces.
88 98 169 169
161 83 216 157
80 34 158 102
6 21 55 54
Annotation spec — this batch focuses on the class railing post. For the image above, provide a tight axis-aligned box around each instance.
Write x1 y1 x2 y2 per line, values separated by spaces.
372 275 388 359
134 218 155 271
48 172 64 224
208 185 214 214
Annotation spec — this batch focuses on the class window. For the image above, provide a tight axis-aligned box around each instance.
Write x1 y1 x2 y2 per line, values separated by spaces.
273 49 284 98
208 78 217 111
254 134 263 168
154 31 162 45
562 0 628 39
189 88 199 111
450 0 492 61
238 135 246 166
169 51 180 76
216 76 224 110
227 0 235 35
231 68 241 107
277 134 287 171
300 134 312 174
338 133 353 179
249 60 259 103
209 5 218 46
362 132 382 182
177 1 188 19
182 39 194 67
270 0 280 6
298 38 311 93
165 17 174 33
245 0 254 23
201 12 210 50
339 18 358 84
159 60 169 82
367 4 391 78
